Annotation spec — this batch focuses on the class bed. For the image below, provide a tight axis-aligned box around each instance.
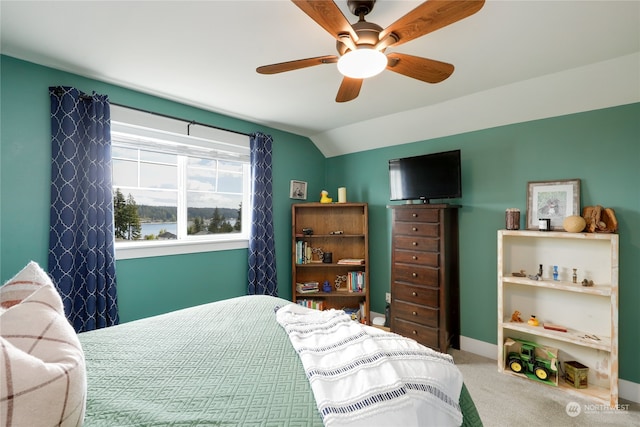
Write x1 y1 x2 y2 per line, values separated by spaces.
1 261 481 426
78 295 482 426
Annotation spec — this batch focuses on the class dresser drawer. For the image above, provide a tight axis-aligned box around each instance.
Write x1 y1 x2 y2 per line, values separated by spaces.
394 222 439 237
393 236 439 252
393 249 439 267
393 300 439 328
394 209 440 223
393 264 439 286
392 283 438 307
392 318 439 349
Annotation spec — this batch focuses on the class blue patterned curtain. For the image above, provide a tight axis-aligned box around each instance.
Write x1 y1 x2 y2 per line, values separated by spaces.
48 86 119 332
247 132 278 296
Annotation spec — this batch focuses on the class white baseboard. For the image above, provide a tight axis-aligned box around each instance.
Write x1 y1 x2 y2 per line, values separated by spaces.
459 335 498 360
370 311 384 321
459 335 640 403
620 379 640 404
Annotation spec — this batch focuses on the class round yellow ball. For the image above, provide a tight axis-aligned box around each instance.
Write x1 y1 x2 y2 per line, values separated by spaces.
563 215 586 233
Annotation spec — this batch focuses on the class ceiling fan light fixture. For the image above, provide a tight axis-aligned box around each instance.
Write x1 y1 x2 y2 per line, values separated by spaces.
337 47 387 79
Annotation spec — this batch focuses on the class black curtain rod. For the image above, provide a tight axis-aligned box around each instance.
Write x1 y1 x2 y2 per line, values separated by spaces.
109 102 252 137
51 87 250 137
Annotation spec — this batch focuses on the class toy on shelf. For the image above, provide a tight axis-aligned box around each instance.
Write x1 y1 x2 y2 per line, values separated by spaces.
510 310 523 323
320 190 332 203
543 323 568 332
322 280 332 293
582 279 594 287
528 315 540 326
505 338 558 384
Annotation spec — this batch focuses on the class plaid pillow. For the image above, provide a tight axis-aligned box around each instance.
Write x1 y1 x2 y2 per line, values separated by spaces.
1 261 86 426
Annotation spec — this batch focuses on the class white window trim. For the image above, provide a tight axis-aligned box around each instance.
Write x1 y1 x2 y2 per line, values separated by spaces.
110 105 251 260
115 238 249 260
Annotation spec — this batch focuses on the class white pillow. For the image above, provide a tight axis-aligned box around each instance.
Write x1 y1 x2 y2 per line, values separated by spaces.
0 261 86 427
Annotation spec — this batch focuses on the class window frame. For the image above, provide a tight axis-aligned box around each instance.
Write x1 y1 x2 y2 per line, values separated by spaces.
110 106 250 260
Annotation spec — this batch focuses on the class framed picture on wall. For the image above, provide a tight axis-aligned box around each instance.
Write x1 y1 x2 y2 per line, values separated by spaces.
290 180 307 200
526 179 580 230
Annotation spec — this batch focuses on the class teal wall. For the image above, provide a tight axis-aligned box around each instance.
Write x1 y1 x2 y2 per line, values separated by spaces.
326 104 640 384
0 55 325 321
1 55 638 384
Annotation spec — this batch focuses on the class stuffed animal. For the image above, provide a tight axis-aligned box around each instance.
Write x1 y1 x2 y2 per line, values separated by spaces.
511 310 523 323
320 190 332 203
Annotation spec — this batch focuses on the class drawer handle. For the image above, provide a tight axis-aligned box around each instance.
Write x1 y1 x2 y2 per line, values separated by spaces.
412 292 418 297
412 241 418 246
412 330 418 335
412 272 418 278
412 213 417 218
412 227 418 232
412 256 418 260
412 311 417 316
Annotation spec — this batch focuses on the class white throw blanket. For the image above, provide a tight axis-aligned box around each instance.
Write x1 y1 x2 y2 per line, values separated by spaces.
276 304 463 427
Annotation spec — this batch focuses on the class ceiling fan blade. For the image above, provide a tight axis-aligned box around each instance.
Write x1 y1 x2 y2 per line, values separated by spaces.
336 77 363 103
386 52 454 83
379 0 485 48
292 0 358 42
256 55 338 74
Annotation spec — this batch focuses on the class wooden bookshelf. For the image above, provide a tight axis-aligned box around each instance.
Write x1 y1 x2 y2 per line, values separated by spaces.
292 203 369 324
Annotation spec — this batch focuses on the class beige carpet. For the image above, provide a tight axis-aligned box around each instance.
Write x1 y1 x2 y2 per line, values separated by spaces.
451 349 639 427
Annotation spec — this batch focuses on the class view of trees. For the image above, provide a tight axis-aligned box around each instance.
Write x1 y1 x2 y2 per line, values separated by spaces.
113 189 141 240
188 206 242 234
113 188 242 241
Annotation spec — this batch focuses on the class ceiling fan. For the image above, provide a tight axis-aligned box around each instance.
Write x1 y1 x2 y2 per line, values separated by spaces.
256 0 485 102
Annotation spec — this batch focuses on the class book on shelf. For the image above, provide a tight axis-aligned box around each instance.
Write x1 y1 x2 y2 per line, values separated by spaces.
296 240 306 264
296 281 319 293
297 299 324 310
337 258 365 265
346 271 365 292
296 240 321 264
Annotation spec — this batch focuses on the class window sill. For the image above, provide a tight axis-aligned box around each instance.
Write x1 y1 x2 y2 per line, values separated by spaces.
115 238 249 260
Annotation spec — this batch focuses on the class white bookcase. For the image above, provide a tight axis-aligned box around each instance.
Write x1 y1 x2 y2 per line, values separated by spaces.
497 230 618 406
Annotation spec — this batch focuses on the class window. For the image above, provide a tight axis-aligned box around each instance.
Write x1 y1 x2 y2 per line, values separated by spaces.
110 106 250 259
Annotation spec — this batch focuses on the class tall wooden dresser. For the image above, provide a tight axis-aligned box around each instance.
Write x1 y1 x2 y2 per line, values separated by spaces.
388 204 460 353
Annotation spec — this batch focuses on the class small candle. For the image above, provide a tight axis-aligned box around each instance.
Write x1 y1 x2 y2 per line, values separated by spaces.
538 218 551 231
338 187 347 203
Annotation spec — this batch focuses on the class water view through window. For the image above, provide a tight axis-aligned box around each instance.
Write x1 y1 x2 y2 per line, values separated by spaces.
112 138 246 242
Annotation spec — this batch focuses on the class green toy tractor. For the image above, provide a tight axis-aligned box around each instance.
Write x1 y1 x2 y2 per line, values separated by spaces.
507 339 558 382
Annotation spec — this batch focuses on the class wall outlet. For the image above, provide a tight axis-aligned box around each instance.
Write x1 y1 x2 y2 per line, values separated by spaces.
385 292 391 304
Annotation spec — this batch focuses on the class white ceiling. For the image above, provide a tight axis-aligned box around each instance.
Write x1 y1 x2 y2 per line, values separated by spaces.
1 1 639 157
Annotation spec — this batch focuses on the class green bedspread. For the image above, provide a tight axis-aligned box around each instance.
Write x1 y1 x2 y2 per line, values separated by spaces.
79 295 482 426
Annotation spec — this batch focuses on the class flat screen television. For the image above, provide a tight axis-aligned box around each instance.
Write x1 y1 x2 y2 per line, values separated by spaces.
389 149 462 203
